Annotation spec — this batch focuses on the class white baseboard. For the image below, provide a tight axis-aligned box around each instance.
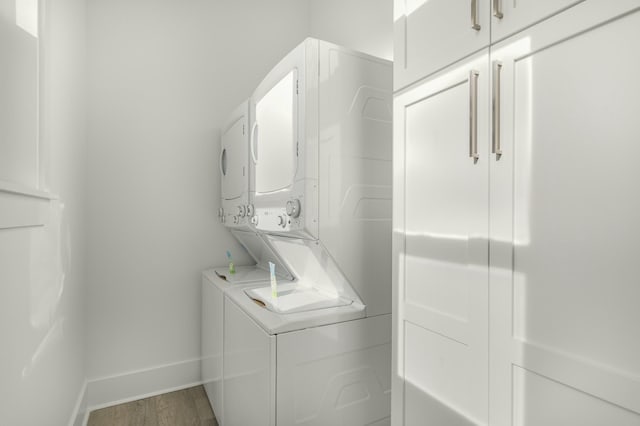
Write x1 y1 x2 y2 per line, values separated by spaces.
68 380 88 426
81 358 202 419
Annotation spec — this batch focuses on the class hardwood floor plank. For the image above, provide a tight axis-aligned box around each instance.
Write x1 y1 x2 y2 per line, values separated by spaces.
87 386 217 426
194 396 215 423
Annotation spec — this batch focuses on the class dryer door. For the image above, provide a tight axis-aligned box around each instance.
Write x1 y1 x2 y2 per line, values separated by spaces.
250 38 319 238
220 101 251 229
220 103 249 202
253 69 298 196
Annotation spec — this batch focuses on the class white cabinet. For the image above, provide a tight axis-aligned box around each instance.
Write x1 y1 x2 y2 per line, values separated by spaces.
393 1 640 425
394 0 600 90
490 0 583 42
393 50 490 426
489 2 640 425
393 0 490 89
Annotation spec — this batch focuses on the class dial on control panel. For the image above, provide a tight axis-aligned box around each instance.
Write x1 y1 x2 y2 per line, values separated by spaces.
286 199 301 218
237 205 247 217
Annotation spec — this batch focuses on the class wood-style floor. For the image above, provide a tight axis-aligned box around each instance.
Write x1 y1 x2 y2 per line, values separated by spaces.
87 386 218 426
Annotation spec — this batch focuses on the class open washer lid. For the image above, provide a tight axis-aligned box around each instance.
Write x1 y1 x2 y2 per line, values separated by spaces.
264 234 363 306
229 230 294 282
227 282 365 335
225 234 367 334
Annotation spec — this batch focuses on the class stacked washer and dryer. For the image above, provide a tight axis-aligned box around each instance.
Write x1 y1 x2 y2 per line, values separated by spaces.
202 38 393 426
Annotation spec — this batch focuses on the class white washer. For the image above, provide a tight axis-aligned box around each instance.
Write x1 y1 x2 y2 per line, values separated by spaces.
222 237 391 426
201 270 248 426
201 233 292 425
223 293 391 426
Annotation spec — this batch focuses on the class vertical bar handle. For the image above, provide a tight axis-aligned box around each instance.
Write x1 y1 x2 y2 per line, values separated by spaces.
493 0 504 19
469 70 480 162
250 122 259 164
492 61 503 158
219 148 226 177
471 0 481 30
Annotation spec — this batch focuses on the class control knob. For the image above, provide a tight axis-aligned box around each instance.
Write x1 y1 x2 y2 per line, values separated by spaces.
286 199 301 218
277 215 287 228
237 205 246 217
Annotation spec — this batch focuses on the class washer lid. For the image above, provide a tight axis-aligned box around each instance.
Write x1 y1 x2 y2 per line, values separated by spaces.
264 234 363 306
244 282 353 315
231 230 294 281
227 283 365 335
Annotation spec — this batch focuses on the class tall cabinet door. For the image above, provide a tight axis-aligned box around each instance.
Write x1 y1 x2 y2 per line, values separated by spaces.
394 0 490 89
393 50 490 426
489 2 640 425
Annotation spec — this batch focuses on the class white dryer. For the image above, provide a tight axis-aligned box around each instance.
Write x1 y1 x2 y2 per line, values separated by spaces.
219 100 252 229
250 38 393 317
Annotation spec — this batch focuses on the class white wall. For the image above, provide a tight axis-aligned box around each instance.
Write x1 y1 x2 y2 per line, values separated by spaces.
308 0 393 60
85 0 310 397
0 0 88 424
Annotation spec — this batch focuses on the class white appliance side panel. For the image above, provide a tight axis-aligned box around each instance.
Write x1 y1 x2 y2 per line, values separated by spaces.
276 314 391 426
318 43 393 316
490 4 640 425
223 297 276 426
202 277 224 423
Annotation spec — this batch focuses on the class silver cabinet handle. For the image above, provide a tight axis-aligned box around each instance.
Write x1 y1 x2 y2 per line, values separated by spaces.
471 0 481 30
469 70 480 162
493 0 503 19
492 61 503 159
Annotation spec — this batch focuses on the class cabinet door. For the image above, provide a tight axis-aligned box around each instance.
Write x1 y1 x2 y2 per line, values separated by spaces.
394 0 490 90
393 50 490 426
489 2 640 425
490 0 582 42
